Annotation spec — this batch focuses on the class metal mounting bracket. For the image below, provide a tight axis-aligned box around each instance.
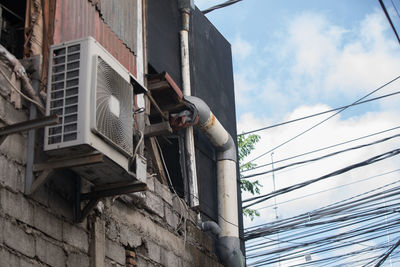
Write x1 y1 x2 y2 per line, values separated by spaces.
28 152 147 222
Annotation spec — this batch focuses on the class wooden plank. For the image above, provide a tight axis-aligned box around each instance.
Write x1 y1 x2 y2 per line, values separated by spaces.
148 137 168 185
147 80 170 91
81 182 147 200
144 121 172 137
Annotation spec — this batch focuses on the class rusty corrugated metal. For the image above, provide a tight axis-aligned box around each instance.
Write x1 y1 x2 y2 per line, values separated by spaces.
53 0 137 76
97 0 137 55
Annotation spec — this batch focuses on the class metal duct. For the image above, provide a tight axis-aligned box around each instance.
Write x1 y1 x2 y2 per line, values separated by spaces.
185 96 245 267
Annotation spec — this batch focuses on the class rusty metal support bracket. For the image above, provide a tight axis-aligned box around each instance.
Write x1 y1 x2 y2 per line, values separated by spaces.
74 173 147 223
0 115 58 145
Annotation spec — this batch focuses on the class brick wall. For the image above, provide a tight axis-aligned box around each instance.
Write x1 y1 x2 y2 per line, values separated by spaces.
0 63 222 267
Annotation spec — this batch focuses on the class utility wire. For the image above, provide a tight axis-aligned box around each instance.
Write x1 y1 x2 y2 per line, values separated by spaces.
238 90 400 136
242 132 400 180
379 0 400 45
202 0 242 14
252 169 400 211
241 75 400 168
243 148 400 209
374 237 400 266
391 0 400 20
245 180 400 236
242 124 400 173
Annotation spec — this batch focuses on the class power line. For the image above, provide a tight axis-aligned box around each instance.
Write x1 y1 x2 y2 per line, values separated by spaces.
245 184 400 266
379 0 400 45
251 169 400 211
245 180 400 234
238 90 400 136
202 0 243 14
391 0 400 20
242 125 400 173
374 236 400 266
243 148 400 209
241 75 400 167
242 132 400 180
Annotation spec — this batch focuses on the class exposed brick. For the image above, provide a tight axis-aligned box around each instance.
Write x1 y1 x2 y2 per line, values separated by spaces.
1 188 34 225
4 220 35 257
119 224 142 248
143 191 164 218
67 252 90 267
35 236 66 267
146 240 161 263
126 258 137 265
0 155 24 192
105 238 126 265
63 221 89 253
34 205 62 240
126 250 136 258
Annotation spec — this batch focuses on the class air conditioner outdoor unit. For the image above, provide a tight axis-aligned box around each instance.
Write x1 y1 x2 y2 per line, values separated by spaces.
44 37 142 185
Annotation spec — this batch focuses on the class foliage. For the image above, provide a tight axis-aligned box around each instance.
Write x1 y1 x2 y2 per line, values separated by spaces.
238 134 262 220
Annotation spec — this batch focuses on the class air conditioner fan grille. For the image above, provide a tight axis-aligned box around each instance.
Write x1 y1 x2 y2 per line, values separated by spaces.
95 57 133 156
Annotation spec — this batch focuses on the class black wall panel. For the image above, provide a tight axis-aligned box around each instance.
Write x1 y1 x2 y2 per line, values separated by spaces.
146 1 242 241
146 0 182 88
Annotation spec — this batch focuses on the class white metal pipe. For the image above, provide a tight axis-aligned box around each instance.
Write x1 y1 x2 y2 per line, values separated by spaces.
217 159 239 237
185 96 244 267
180 9 199 207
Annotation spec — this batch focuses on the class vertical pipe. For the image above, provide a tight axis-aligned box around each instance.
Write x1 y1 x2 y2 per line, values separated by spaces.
184 96 244 266
180 9 199 207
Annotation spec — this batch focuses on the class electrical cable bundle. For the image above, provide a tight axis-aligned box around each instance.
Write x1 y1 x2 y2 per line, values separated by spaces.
245 180 400 266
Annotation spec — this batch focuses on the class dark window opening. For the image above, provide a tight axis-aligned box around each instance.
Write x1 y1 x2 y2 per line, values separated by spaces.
158 135 189 203
0 2 26 59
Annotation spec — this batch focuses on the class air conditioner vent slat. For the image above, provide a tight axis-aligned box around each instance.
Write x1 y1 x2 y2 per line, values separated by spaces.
47 44 80 145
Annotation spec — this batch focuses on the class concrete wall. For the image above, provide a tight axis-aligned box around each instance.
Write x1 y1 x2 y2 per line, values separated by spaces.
0 62 222 267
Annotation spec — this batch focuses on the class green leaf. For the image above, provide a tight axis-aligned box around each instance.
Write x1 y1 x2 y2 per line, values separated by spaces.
238 133 262 219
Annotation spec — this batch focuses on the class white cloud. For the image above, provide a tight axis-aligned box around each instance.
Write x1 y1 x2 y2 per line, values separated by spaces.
284 9 400 97
231 7 400 264
240 107 400 229
232 36 254 61
233 9 400 120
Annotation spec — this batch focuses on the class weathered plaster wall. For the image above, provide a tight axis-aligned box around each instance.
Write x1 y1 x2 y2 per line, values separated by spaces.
0 63 221 267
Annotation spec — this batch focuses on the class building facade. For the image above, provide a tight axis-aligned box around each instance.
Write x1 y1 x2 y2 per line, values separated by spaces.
0 0 242 266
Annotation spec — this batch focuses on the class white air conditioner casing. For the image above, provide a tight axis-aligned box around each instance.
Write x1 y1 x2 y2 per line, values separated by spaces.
44 37 140 185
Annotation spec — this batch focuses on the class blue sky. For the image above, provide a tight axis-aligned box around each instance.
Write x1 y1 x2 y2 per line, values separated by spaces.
196 0 400 265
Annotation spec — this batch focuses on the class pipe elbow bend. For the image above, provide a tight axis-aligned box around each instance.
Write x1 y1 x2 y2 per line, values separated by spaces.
200 221 222 236
217 237 245 267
